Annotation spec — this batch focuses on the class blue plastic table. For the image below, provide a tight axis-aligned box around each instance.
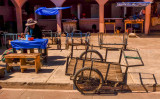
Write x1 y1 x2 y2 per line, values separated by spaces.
11 39 48 63
11 39 48 49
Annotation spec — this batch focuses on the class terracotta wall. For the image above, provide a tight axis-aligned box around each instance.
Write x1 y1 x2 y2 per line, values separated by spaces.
79 19 99 32
37 19 57 32
37 18 124 32
150 25 160 31
0 0 16 22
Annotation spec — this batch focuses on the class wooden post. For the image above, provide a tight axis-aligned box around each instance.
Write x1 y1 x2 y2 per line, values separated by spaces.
20 58 26 73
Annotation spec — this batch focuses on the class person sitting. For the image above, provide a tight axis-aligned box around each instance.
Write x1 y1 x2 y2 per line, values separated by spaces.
132 12 140 32
22 18 43 53
133 12 140 20
23 18 42 39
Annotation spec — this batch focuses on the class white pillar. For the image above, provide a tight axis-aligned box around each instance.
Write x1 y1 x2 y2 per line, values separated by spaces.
124 7 127 17
34 6 38 21
77 3 81 19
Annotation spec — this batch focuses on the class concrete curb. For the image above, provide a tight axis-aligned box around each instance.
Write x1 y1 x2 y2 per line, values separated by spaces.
0 82 160 93
0 82 73 90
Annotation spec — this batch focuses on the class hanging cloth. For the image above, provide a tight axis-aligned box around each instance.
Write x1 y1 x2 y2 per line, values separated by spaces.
35 6 71 16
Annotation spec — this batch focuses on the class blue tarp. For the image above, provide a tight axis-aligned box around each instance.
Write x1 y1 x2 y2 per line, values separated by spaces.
117 2 152 7
11 39 48 49
35 6 71 16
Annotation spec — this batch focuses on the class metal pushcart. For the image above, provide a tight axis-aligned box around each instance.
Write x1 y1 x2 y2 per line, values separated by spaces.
66 45 144 94
65 30 90 49
42 30 61 49
98 33 128 49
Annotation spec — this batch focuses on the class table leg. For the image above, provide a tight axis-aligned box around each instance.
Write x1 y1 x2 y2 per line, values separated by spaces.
114 24 116 34
44 48 48 63
20 58 26 73
13 35 14 40
38 48 43 65
142 23 143 33
16 34 18 40
104 24 106 33
125 23 126 33
5 34 6 45
5 58 12 73
30 49 34 53
51 32 53 44
2 34 4 46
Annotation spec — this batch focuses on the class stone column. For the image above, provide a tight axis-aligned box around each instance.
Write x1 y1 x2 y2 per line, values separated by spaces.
11 0 27 33
51 0 66 33
15 7 23 33
56 10 62 33
96 0 108 33
144 0 153 34
144 3 151 34
77 3 81 19
99 4 105 33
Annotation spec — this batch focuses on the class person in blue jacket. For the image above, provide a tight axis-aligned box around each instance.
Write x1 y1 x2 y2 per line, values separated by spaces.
132 12 140 31
24 18 42 39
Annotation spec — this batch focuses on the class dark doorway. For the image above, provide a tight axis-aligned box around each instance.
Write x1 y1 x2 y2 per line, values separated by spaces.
0 15 4 31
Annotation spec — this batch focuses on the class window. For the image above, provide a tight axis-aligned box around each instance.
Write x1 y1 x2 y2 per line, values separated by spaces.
0 0 4 6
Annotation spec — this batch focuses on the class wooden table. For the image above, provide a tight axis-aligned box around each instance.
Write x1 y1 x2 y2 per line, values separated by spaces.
124 20 144 33
5 53 41 73
104 22 116 33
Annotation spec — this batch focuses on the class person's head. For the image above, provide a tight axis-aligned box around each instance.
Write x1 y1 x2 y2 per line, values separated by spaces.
25 18 37 29
135 12 139 15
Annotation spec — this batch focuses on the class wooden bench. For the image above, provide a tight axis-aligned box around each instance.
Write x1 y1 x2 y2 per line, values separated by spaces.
0 67 5 78
5 53 41 73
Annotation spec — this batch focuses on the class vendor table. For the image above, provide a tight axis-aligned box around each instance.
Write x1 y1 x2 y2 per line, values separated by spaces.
104 22 116 33
124 20 144 33
11 39 48 63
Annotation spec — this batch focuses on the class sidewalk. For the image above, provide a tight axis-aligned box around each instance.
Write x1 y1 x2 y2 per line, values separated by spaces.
0 35 160 91
0 88 160 99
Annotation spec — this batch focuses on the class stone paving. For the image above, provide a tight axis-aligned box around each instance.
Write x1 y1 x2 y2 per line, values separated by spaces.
0 34 160 91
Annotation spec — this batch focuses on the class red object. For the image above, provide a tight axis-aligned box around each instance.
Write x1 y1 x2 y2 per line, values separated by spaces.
28 37 34 41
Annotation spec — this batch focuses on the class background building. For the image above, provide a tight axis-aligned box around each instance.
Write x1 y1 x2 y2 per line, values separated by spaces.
0 0 155 34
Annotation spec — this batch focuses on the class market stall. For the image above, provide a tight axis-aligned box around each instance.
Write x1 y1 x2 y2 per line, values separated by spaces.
117 2 152 33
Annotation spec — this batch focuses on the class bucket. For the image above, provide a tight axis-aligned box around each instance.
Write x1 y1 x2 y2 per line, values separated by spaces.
25 35 31 40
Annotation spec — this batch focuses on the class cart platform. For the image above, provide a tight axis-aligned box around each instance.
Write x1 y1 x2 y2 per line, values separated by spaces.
65 57 123 83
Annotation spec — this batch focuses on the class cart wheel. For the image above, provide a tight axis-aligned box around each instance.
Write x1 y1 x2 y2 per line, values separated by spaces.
73 67 103 94
79 50 103 62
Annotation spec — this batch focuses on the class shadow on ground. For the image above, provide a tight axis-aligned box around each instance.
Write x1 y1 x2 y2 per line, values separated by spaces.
72 72 159 95
47 56 66 66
